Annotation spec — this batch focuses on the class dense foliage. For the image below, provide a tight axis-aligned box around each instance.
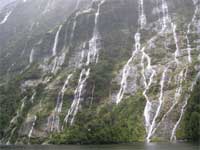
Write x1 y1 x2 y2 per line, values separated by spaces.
50 93 146 144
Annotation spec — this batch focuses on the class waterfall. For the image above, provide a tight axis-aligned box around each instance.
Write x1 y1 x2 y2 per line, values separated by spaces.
138 0 147 29
161 0 171 31
63 0 105 125
116 33 141 104
28 116 37 138
172 23 180 64
186 0 198 63
160 70 184 124
141 46 156 134
64 68 90 125
52 25 62 56
86 0 105 65
170 100 187 141
147 67 168 142
170 71 200 141
29 49 35 64
56 74 72 113
0 11 12 25
49 74 72 132
70 14 78 43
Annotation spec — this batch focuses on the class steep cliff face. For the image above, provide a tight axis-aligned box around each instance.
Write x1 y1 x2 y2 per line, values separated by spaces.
0 0 199 144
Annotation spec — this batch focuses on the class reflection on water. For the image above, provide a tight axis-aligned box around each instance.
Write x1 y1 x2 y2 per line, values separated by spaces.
0 143 199 150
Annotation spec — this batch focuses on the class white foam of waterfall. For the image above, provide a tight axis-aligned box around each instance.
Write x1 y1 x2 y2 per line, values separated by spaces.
147 67 168 142
52 25 62 56
186 33 192 64
170 99 187 142
29 49 35 64
173 72 199 140
64 68 90 125
161 0 171 31
0 11 12 25
49 74 72 132
63 0 105 126
51 57 58 73
141 46 156 135
70 14 78 43
28 116 37 138
86 0 105 65
186 0 198 63
172 23 180 64
138 0 146 29
160 70 184 124
56 74 72 113
116 33 141 104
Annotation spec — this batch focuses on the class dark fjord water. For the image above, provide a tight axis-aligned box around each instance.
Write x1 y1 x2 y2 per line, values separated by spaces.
0 143 199 150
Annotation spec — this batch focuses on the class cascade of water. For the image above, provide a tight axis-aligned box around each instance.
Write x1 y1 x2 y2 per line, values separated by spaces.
52 25 62 56
171 71 200 138
160 70 184 124
28 116 37 138
161 0 171 31
170 99 187 142
147 67 168 142
141 46 156 134
86 0 105 65
56 74 72 113
138 0 147 29
0 11 12 25
172 23 180 64
49 74 72 132
63 0 105 126
116 0 148 104
64 68 90 125
116 33 141 104
186 0 198 63
70 9 93 45
29 49 35 64
151 69 185 140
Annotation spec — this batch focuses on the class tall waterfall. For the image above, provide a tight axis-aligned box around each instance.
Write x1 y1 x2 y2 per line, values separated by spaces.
138 0 146 29
116 33 141 104
64 68 90 125
63 0 105 125
172 23 180 64
146 67 168 142
52 25 62 57
48 74 72 132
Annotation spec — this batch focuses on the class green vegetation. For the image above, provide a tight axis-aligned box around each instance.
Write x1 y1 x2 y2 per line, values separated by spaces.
50 93 146 144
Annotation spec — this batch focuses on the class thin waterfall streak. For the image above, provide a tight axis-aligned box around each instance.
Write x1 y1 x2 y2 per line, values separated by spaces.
147 67 168 142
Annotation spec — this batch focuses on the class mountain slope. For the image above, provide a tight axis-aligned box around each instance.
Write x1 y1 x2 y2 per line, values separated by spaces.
0 0 199 144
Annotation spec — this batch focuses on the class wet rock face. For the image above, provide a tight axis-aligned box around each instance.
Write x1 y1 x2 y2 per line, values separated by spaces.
0 0 199 144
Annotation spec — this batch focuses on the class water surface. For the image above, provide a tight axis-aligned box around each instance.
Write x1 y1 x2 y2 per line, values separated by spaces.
0 143 199 150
